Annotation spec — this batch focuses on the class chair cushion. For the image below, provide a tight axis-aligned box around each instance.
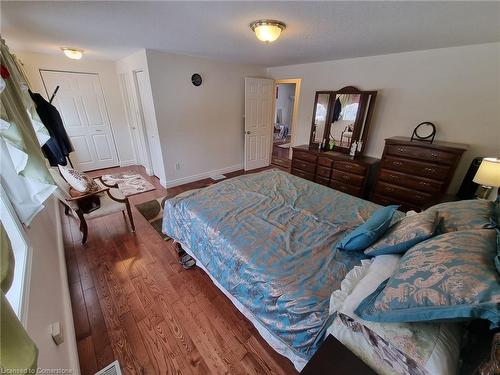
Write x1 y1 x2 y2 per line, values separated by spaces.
337 205 400 251
355 229 500 328
364 210 439 256
84 189 126 219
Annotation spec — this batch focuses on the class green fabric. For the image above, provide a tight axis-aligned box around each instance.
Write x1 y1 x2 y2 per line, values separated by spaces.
1 38 56 225
0 223 38 370
0 224 14 292
1 293 38 370
0 39 53 183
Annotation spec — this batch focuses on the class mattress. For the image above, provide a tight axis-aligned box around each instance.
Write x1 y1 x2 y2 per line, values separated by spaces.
162 170 400 369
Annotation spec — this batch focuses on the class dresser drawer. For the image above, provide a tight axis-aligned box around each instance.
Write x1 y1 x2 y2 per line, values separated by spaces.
293 150 317 163
378 169 443 194
292 159 316 173
382 157 450 180
330 180 362 197
331 169 364 187
315 176 330 186
318 156 333 168
374 181 432 206
334 160 367 175
316 165 332 178
386 144 457 165
371 194 418 213
291 168 315 181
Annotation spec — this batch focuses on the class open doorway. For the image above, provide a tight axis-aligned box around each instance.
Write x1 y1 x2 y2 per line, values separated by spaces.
272 79 301 168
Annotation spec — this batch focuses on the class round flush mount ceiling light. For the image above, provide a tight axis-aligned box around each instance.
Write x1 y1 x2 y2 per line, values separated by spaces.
250 19 286 43
61 47 83 60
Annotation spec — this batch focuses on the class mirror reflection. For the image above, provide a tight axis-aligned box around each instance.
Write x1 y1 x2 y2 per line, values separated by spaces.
312 93 330 144
329 93 361 149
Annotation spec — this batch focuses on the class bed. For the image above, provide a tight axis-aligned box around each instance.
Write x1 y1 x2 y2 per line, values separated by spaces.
162 170 403 370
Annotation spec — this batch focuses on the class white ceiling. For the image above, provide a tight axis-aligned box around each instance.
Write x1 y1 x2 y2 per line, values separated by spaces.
2 1 499 66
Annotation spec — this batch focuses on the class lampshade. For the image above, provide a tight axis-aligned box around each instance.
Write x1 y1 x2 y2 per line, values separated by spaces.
61 48 83 60
250 20 286 43
473 158 500 187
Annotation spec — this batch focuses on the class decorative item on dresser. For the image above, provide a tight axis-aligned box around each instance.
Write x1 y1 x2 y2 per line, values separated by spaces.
291 145 379 199
372 136 468 211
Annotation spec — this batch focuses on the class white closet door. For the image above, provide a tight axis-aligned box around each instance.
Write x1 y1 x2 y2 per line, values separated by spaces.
244 78 274 170
41 70 119 171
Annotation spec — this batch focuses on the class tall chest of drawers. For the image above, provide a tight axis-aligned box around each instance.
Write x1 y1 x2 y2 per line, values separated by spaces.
372 137 467 211
291 145 379 199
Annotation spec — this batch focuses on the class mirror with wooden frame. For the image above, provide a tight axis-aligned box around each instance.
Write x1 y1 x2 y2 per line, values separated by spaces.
309 86 377 155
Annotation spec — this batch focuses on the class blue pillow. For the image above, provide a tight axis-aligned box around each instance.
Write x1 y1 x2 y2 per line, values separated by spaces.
355 229 500 328
337 205 400 251
364 210 439 256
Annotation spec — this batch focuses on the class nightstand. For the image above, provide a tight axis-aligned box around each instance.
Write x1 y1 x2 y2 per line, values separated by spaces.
300 335 376 374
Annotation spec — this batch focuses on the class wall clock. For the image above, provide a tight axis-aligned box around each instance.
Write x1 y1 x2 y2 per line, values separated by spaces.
411 122 436 143
191 73 202 87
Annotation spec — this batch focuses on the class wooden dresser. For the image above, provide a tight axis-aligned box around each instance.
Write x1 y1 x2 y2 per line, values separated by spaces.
291 145 379 199
372 137 467 211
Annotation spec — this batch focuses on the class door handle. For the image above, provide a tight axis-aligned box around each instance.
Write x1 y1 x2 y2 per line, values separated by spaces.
95 129 103 132
245 131 251 135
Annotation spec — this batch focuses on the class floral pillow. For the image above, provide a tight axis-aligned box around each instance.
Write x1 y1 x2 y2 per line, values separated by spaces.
425 199 496 233
58 164 99 193
364 210 439 256
355 229 500 328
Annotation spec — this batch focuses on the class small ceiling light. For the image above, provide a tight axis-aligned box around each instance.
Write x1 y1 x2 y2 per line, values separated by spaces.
61 47 83 60
250 19 286 43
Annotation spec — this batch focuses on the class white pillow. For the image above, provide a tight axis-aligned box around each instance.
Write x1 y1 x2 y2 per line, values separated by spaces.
58 164 99 193
328 255 462 375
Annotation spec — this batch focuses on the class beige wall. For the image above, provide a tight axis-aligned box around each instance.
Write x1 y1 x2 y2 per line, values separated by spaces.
145 50 266 186
25 198 79 373
16 51 135 166
268 43 500 193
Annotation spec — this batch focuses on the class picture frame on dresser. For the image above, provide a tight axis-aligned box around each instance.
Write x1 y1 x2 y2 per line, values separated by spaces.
371 136 468 211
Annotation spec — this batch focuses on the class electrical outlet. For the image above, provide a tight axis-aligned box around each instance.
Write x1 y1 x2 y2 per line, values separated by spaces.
175 163 181 170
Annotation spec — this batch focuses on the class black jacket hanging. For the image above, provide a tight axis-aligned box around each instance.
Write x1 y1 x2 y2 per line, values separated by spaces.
30 91 73 166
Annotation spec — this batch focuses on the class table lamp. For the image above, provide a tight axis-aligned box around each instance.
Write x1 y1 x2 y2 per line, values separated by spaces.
473 158 500 200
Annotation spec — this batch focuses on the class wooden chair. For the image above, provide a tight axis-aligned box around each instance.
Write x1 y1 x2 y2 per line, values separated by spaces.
49 167 135 244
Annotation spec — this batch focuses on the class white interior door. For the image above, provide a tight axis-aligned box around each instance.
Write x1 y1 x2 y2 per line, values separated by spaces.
133 70 163 178
244 78 274 170
41 70 119 171
118 72 149 171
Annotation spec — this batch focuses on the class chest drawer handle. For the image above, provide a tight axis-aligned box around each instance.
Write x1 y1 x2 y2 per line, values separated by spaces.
397 147 406 153
392 161 402 167
384 187 395 193
424 167 436 174
431 153 439 158
344 164 353 169
389 174 399 180
342 175 350 181
419 181 430 187
415 194 423 200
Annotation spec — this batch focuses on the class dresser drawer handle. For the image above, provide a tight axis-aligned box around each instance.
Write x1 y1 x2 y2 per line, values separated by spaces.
415 194 423 200
424 167 436 174
419 181 430 187
389 174 399 180
384 187 395 193
397 147 406 153
342 175 350 181
344 164 353 169
431 153 439 158
392 161 402 167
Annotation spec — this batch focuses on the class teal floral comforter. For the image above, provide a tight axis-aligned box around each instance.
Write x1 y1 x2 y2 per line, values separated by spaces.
162 170 391 360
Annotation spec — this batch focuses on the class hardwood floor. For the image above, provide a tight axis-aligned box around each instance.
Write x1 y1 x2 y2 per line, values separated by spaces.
63 165 298 375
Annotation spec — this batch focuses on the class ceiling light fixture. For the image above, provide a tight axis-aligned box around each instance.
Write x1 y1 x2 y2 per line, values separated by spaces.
61 47 83 60
250 19 286 43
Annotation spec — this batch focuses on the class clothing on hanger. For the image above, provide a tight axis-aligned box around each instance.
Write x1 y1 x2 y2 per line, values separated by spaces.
29 91 73 166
